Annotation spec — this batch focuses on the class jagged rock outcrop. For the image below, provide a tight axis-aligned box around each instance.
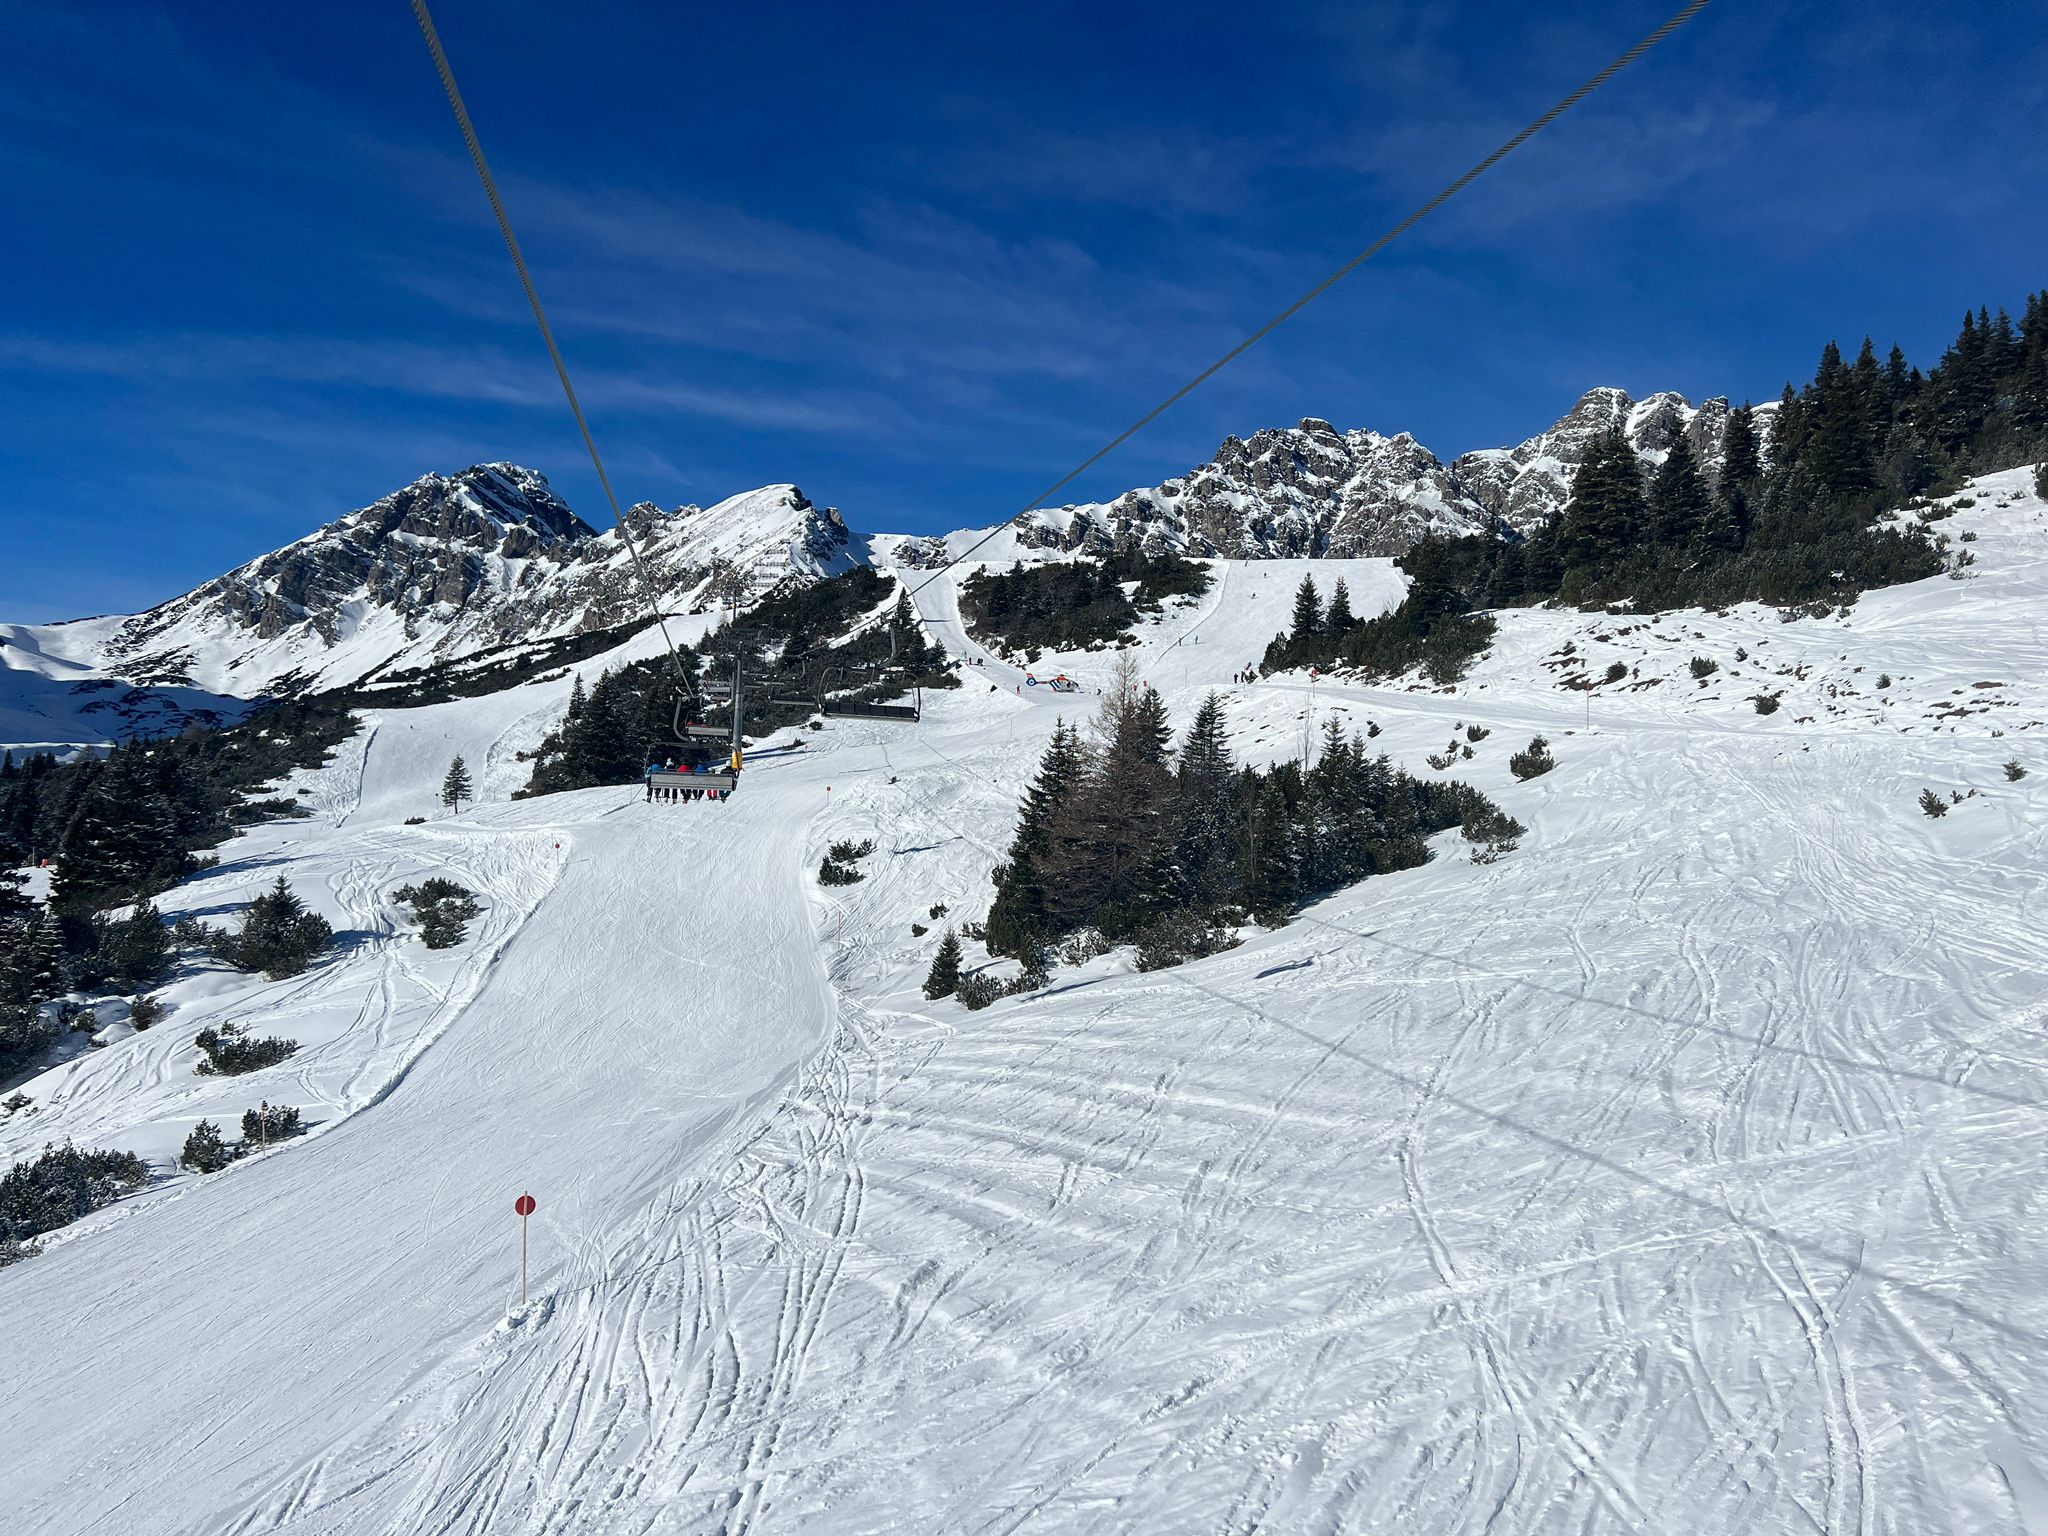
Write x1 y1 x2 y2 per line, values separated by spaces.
1450 388 1762 534
1021 420 1493 558
74 467 855 694
1016 389 1775 555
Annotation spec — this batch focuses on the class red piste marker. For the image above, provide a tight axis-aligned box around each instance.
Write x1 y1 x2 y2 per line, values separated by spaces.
515 1193 537 1306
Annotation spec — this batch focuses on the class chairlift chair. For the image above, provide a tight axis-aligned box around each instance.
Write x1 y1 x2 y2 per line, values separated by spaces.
647 768 738 795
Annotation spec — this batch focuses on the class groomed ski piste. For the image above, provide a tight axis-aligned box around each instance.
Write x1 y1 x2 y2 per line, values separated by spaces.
3 467 2046 1534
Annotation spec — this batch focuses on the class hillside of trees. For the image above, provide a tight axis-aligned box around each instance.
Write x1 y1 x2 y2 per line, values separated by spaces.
0 702 355 916
521 570 954 797
980 658 1518 970
959 549 1211 657
1270 294 2047 681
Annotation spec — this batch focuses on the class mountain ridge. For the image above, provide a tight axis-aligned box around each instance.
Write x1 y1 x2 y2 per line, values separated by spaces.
1 384 1759 724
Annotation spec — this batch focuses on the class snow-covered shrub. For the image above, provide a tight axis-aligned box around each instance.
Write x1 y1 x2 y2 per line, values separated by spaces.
180 1119 235 1174
819 838 875 887
392 879 479 950
193 1023 297 1077
954 973 1002 1011
1425 750 1457 771
1508 736 1556 781
240 1103 303 1145
1603 661 1628 684
1751 693 1783 715
0 1142 149 1263
129 995 164 1031
1059 929 1112 966
1005 949 1052 993
2005 759 2028 781
1689 656 1719 680
1465 724 1490 742
1918 789 1949 818
1133 910 1237 973
1460 804 1526 864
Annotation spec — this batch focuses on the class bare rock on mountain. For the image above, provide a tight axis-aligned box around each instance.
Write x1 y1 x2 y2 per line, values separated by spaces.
72 468 854 696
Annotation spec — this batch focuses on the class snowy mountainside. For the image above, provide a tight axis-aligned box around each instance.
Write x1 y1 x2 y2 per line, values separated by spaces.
1 467 2043 1533
1452 386 1777 533
0 614 250 759
0 469 856 705
982 387 1775 563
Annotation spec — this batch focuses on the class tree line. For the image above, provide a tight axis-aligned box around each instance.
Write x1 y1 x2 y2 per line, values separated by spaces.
520 572 952 797
959 548 1211 657
1269 293 2048 680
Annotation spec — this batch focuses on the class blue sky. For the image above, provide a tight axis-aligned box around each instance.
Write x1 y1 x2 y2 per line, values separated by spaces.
3 0 2043 621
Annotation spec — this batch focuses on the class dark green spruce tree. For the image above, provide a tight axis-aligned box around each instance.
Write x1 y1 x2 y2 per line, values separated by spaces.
985 723 1086 955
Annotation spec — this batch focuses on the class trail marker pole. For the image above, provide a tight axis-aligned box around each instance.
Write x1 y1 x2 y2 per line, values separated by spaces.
515 1193 536 1306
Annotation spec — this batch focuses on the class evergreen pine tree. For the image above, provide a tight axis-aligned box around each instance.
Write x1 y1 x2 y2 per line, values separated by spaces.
1238 777 1298 922
565 674 587 722
1803 340 1880 503
1648 432 1712 548
1174 694 1238 906
1703 403 1760 554
985 723 1087 954
1288 576 1323 645
180 1119 234 1174
441 755 473 811
1325 579 1355 631
922 929 963 1000
1559 428 1645 576
24 911 67 1002
219 878 333 979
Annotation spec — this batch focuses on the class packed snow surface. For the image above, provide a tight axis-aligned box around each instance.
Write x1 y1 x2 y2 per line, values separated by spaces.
2 469 2046 1533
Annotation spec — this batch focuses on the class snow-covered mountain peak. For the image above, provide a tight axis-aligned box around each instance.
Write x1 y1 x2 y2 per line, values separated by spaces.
1 469 861 706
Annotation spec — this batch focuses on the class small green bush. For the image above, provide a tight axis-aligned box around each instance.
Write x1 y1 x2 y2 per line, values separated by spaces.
180 1119 235 1174
240 1103 303 1144
1918 788 1948 818
955 973 1003 1011
1689 656 1719 680
1508 736 1556 781
393 879 479 950
194 1023 298 1077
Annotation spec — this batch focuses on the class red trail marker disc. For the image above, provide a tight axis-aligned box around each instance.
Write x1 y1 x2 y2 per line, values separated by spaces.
515 1194 536 1217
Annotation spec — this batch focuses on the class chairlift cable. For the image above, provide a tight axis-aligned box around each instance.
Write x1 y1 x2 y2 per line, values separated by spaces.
907 0 1713 600
410 0 692 690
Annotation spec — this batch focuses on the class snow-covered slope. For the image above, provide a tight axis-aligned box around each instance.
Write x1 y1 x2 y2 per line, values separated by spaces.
1 466 2043 1533
0 469 856 704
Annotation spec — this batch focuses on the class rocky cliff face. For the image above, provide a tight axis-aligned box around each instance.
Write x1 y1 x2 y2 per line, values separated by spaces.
1015 388 1772 556
75 467 856 695
1449 388 1756 534
1017 420 1492 558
